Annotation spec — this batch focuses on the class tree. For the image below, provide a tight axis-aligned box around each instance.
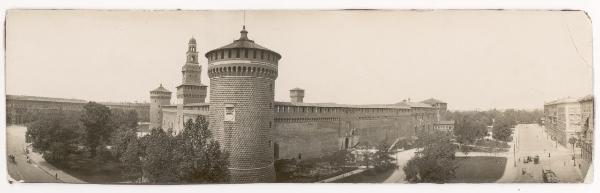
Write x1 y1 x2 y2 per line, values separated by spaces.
81 102 113 158
404 131 457 183
27 112 81 163
120 133 143 182
492 116 514 142
453 112 488 144
172 116 229 183
372 144 396 171
111 110 140 160
138 116 230 183
141 128 178 183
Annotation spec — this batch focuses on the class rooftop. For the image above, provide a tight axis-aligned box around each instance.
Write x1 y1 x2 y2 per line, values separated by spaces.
205 26 281 58
545 97 580 105
151 84 172 93
6 95 87 104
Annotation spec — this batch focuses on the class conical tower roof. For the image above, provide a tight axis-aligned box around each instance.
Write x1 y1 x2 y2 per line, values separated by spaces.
205 26 280 58
151 84 171 93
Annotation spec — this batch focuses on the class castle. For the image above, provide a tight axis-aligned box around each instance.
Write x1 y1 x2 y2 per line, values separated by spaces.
149 27 452 183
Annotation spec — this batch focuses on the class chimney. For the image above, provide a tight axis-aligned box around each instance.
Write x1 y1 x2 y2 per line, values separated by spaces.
290 88 305 103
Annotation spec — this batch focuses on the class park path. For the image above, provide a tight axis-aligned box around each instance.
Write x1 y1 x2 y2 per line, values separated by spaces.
382 148 417 183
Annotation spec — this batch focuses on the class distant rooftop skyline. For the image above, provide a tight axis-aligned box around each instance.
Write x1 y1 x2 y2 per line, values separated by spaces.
5 10 593 110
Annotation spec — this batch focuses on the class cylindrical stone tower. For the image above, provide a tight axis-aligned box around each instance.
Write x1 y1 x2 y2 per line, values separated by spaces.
205 26 281 183
149 84 172 129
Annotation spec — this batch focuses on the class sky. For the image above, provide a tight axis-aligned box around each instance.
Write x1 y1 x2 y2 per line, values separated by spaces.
5 10 593 110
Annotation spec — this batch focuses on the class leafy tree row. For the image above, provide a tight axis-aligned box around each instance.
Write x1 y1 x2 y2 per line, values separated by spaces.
114 116 230 183
27 102 230 183
448 109 538 144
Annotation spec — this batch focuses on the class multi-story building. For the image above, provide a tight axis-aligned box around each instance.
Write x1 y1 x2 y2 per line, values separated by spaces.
150 26 446 183
579 95 594 161
544 97 583 146
6 95 150 124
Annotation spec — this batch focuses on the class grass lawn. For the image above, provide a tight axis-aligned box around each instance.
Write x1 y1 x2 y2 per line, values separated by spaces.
52 152 124 183
333 168 395 183
451 156 507 183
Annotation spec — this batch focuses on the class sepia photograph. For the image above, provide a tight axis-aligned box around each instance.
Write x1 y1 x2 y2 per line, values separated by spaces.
2 9 595 185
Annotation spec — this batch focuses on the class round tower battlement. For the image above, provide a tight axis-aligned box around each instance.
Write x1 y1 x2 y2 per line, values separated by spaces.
206 27 280 80
205 26 281 183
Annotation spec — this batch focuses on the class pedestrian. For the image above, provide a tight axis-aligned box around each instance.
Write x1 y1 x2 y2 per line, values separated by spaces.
55 173 58 179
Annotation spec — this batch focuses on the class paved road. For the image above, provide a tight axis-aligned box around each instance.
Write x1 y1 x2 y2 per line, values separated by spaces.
499 124 584 183
7 125 61 183
6 125 84 183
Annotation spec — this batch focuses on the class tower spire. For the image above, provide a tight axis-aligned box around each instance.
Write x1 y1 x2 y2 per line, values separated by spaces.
240 25 248 40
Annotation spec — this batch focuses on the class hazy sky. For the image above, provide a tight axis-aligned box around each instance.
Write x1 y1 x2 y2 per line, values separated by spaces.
5 10 593 110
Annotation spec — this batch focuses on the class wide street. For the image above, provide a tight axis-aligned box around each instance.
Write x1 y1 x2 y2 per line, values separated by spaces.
499 124 586 183
6 125 84 183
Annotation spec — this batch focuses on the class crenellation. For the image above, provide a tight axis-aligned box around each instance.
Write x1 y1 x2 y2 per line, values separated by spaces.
149 26 445 183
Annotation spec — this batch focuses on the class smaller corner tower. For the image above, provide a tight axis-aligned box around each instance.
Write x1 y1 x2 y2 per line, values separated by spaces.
290 88 305 103
149 84 172 129
177 38 208 104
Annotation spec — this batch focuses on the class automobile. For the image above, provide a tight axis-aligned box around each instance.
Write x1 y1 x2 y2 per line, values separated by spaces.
542 169 560 183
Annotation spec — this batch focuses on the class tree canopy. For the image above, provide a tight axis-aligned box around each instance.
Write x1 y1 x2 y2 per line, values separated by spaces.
404 130 457 183
27 112 82 163
121 116 230 183
80 102 113 158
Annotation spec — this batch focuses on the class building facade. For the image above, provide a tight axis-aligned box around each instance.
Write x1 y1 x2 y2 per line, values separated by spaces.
544 97 584 146
579 95 594 162
6 95 150 124
149 27 448 183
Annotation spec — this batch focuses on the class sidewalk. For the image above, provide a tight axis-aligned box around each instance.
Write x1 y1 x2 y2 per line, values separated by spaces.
318 167 367 183
27 147 86 183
